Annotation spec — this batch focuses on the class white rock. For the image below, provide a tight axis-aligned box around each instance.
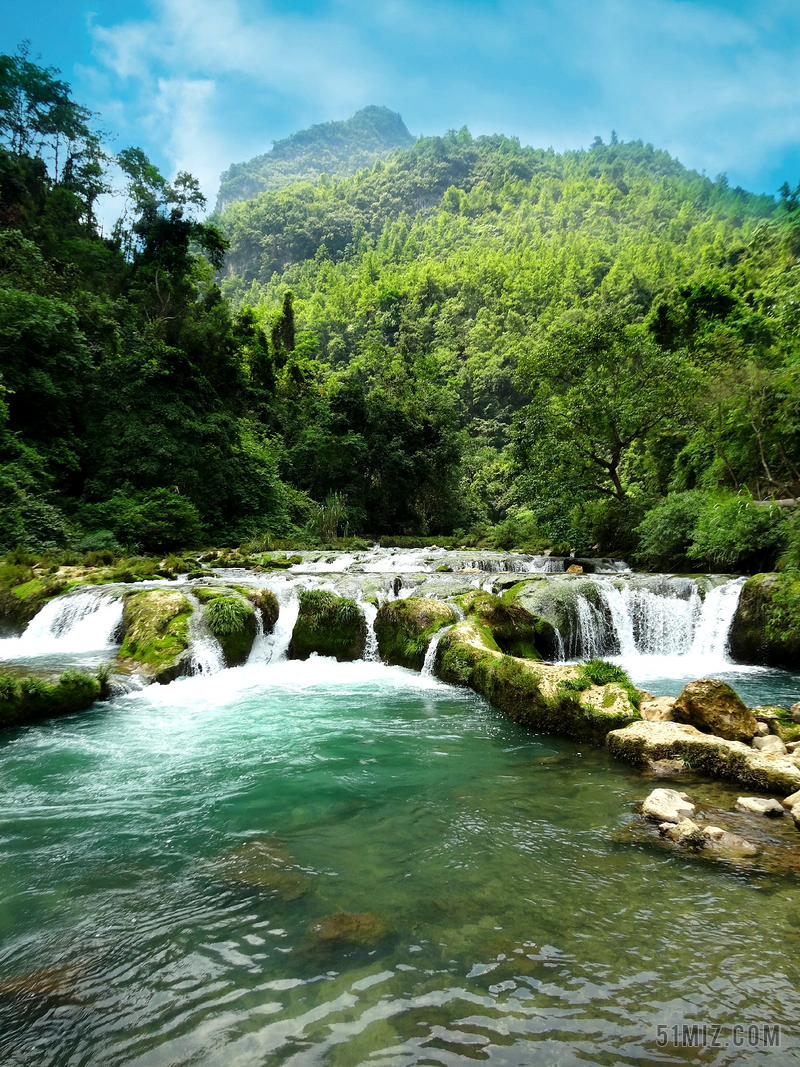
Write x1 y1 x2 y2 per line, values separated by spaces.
791 701 800 724
756 722 770 737
752 734 788 755
792 803 800 830
786 741 800 754
735 796 784 817
782 788 800 810
640 696 676 723
642 788 696 824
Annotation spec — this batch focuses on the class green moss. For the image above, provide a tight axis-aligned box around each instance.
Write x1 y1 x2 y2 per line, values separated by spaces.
117 590 192 683
462 590 554 660
205 596 257 667
290 589 366 662
437 627 639 744
374 597 456 669
729 572 800 668
0 668 105 729
233 587 280 632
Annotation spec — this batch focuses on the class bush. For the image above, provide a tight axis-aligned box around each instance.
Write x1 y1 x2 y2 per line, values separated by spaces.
85 488 205 553
205 596 251 636
76 529 122 554
687 493 786 572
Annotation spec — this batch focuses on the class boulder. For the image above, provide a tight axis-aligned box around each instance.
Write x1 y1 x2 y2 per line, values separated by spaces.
374 597 456 670
792 804 800 831
702 826 759 856
735 797 784 817
0 668 105 729
755 722 770 737
672 678 757 743
782 788 800 809
659 818 704 846
566 564 583 574
640 696 675 723
116 589 192 683
204 596 257 667
509 578 612 659
461 590 555 660
642 788 695 823
752 734 788 756
289 589 366 662
792 702 800 724
606 720 800 796
729 572 800 668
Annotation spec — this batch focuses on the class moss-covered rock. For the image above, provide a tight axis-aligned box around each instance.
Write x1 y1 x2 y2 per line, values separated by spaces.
237 588 280 632
435 621 639 744
374 597 456 669
460 590 555 660
205 596 257 667
0 570 74 634
289 589 366 661
116 590 192 683
729 572 800 668
0 668 106 729
672 678 757 743
607 720 800 796
509 577 611 657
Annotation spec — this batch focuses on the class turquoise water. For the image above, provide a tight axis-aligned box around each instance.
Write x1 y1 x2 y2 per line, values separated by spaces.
1 658 800 1066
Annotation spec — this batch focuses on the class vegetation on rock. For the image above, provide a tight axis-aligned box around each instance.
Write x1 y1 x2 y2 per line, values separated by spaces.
116 590 192 682
289 589 366 661
374 596 456 669
0 667 106 728
205 595 257 667
729 572 800 667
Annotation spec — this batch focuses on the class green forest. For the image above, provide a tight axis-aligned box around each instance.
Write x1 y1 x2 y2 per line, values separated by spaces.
3 45 800 571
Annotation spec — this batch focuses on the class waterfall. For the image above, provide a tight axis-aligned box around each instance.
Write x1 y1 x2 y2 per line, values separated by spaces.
422 625 451 676
360 600 380 661
258 585 301 664
185 595 225 676
555 575 745 671
0 590 123 658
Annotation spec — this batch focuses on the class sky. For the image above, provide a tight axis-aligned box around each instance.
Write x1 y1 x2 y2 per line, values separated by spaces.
4 0 800 210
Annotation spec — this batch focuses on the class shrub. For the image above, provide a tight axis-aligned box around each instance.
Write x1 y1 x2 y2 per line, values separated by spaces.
76 529 122 554
687 493 786 572
84 488 205 553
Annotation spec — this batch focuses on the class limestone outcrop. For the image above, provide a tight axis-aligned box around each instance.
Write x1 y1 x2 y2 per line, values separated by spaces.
607 720 800 795
672 678 757 743
729 572 800 668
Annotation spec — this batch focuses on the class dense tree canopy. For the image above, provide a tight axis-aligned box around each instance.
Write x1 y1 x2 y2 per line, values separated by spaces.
1 49 799 568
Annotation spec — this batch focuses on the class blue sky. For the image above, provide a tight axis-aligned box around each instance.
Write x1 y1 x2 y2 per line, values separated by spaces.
4 0 800 209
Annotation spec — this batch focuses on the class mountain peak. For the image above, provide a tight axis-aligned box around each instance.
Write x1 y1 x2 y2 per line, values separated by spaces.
216 107 414 211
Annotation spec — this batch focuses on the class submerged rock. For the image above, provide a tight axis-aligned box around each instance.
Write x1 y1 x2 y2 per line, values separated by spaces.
307 912 391 948
115 590 192 683
607 720 800 795
216 837 312 901
374 597 456 670
735 797 784 817
672 678 757 743
642 788 695 823
646 758 687 777
701 826 759 856
289 589 366 662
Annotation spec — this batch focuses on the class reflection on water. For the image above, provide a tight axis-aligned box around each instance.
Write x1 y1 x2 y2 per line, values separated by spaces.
1 658 799 1066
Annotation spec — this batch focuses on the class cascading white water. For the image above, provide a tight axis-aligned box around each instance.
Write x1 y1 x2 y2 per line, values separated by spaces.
557 575 746 676
258 584 301 663
184 595 225 676
422 625 451 676
0 590 123 658
360 600 380 662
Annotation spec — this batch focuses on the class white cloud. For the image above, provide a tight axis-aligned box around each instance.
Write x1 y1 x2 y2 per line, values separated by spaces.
85 0 800 207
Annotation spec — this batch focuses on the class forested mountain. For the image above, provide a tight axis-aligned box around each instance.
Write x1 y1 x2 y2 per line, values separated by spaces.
2 46 800 570
215 106 414 211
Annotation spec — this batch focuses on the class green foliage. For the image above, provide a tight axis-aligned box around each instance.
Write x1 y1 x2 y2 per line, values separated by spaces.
205 596 251 637
0 666 102 727
687 493 786 571
216 106 414 210
559 658 640 709
76 529 122 554
83 489 204 553
635 491 707 571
